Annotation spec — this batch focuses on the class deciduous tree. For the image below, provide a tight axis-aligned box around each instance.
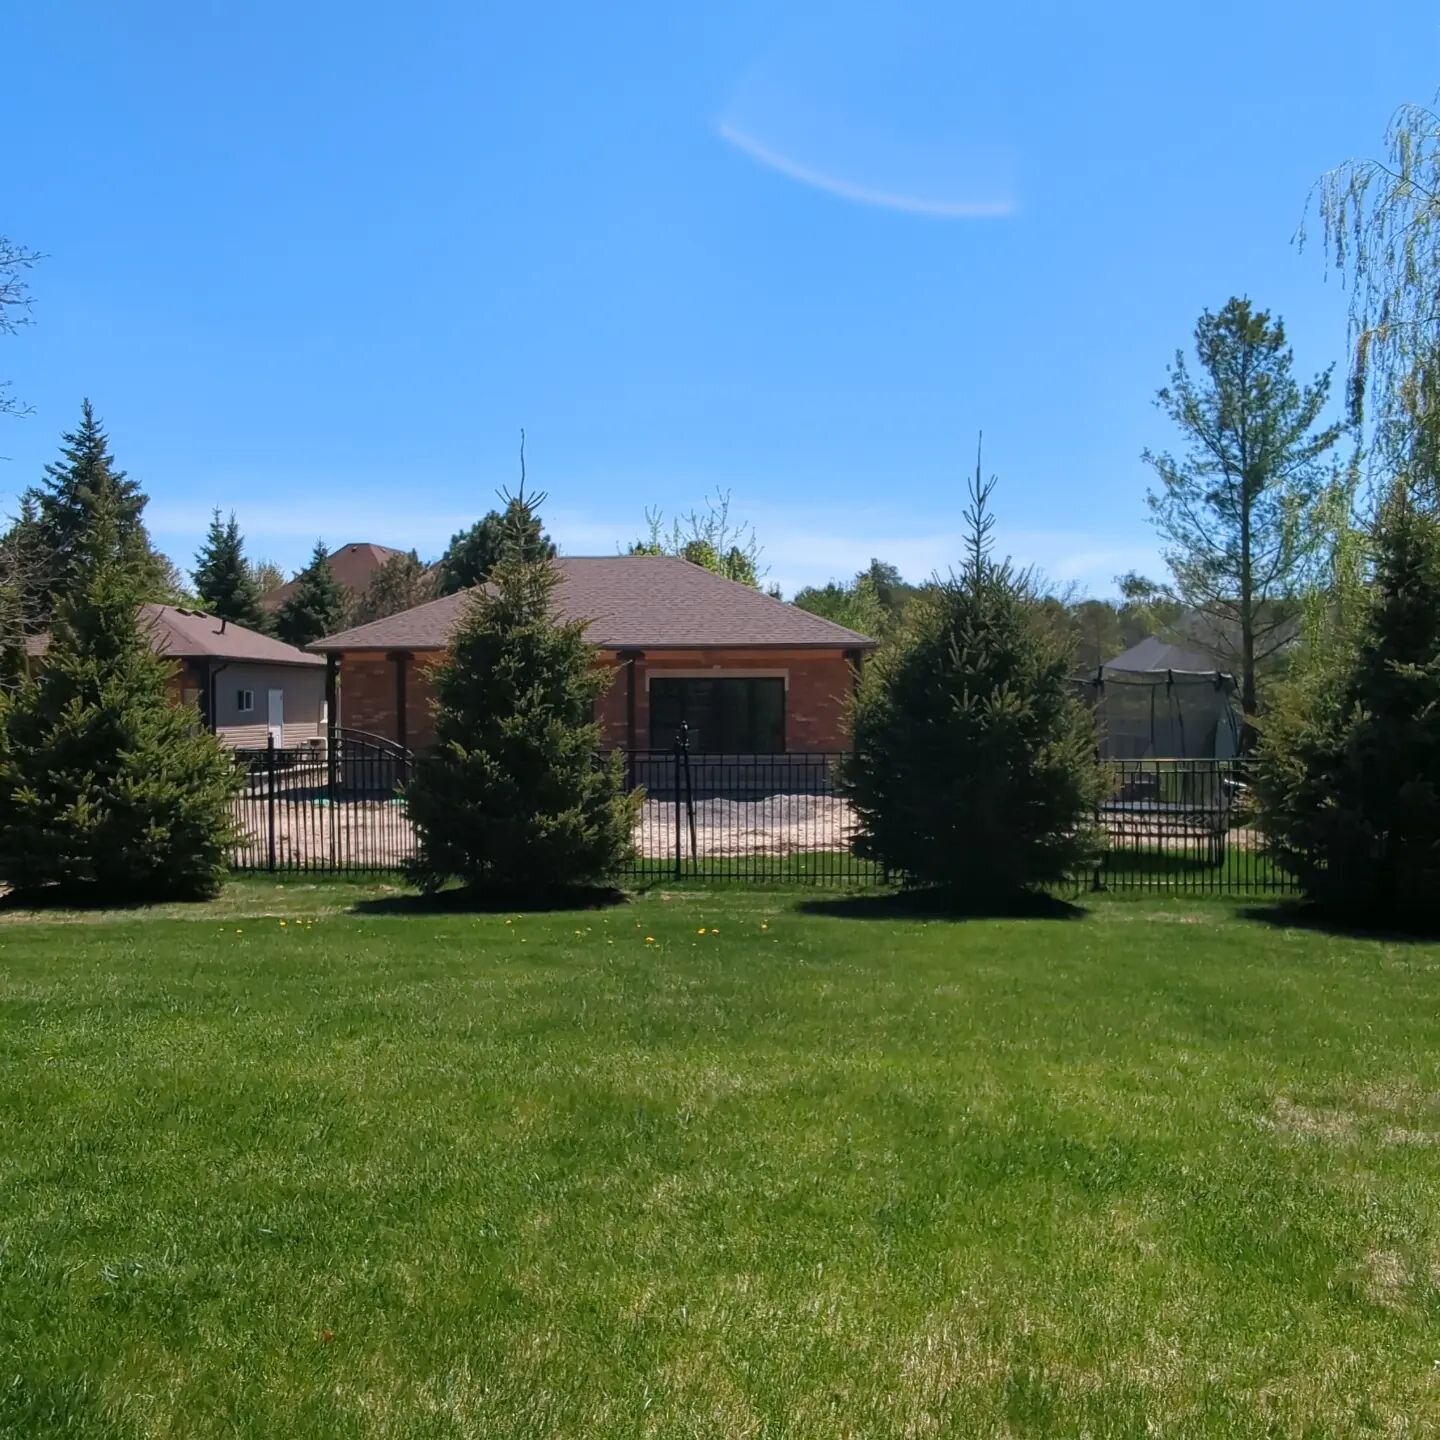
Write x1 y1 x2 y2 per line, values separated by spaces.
354 549 435 624
629 492 763 587
1143 299 1344 730
0 236 40 421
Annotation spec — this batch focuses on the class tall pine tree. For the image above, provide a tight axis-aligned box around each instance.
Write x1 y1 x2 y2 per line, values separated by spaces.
842 449 1103 899
274 541 350 647
407 491 637 896
192 510 267 629
1256 482 1440 924
0 488 239 901
25 399 170 614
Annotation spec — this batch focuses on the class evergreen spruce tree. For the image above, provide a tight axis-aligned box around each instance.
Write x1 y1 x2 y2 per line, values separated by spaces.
274 541 350 647
1 496 46 687
406 491 637 896
26 399 170 612
841 451 1104 899
1256 482 1440 924
0 490 239 901
193 509 267 629
437 499 555 595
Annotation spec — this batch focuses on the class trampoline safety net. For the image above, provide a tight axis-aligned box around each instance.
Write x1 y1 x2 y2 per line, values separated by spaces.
1075 667 1241 760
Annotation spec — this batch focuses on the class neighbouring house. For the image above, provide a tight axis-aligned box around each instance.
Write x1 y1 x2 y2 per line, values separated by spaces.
260 541 412 615
309 556 875 754
26 605 326 748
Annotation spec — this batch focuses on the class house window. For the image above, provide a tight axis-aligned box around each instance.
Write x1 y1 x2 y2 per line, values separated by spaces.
649 677 785 754
236 688 255 714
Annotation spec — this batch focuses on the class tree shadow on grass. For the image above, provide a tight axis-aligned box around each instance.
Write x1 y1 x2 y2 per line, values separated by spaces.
1239 901 1440 944
0 886 202 915
351 885 630 917
799 888 1089 923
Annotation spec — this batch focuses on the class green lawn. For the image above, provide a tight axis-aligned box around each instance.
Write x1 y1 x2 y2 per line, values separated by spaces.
3 880 1440 1437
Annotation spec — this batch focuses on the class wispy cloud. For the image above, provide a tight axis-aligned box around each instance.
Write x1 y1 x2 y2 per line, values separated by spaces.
718 122 1015 219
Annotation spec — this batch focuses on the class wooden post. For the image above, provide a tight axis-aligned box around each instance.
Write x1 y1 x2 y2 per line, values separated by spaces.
392 652 409 753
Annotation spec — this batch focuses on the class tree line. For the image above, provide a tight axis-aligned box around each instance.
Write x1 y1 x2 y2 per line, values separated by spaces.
5 96 1440 921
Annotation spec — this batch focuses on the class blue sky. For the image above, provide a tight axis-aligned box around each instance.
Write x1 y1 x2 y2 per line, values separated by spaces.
2 1 1435 596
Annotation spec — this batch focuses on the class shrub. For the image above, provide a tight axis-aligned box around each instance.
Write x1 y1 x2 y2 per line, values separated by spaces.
0 500 239 902
406 506 637 896
1256 483 1440 924
842 459 1103 898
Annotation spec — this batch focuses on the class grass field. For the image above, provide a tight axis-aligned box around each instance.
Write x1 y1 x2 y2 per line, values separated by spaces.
3 879 1439 1437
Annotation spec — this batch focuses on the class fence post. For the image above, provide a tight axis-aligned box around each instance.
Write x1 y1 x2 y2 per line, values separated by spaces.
266 735 278 874
682 727 697 860
673 733 683 880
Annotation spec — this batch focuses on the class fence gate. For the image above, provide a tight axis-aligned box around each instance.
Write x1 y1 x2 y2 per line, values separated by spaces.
231 729 414 874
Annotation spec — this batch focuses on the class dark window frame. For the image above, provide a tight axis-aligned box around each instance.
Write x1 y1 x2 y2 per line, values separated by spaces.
648 676 786 754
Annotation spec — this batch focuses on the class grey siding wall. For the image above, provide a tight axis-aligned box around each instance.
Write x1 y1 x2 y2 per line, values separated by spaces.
211 663 326 749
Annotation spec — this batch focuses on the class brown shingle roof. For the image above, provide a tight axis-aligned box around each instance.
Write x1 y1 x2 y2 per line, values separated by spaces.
26 605 323 667
311 556 876 653
260 541 410 612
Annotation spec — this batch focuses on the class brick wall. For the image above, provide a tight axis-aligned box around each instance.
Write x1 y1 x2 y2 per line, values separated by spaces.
337 648 858 753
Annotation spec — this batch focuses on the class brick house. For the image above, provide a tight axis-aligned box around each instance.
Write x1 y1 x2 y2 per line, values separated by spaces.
260 541 412 616
309 556 874 754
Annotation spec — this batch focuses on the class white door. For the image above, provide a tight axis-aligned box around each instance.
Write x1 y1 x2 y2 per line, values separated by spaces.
267 688 284 748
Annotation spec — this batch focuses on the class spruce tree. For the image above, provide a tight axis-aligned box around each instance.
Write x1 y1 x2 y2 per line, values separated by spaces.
26 399 170 612
274 541 350 647
193 509 266 629
1256 483 1440 924
0 490 239 901
407 493 637 896
437 499 555 595
1 496 46 687
842 452 1103 899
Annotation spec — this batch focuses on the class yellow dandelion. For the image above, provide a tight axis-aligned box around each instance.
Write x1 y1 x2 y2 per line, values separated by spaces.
279 920 287 927
697 928 707 935
645 936 656 944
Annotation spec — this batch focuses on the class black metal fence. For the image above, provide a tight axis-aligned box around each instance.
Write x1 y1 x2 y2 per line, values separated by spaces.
232 731 413 874
230 741 1295 893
